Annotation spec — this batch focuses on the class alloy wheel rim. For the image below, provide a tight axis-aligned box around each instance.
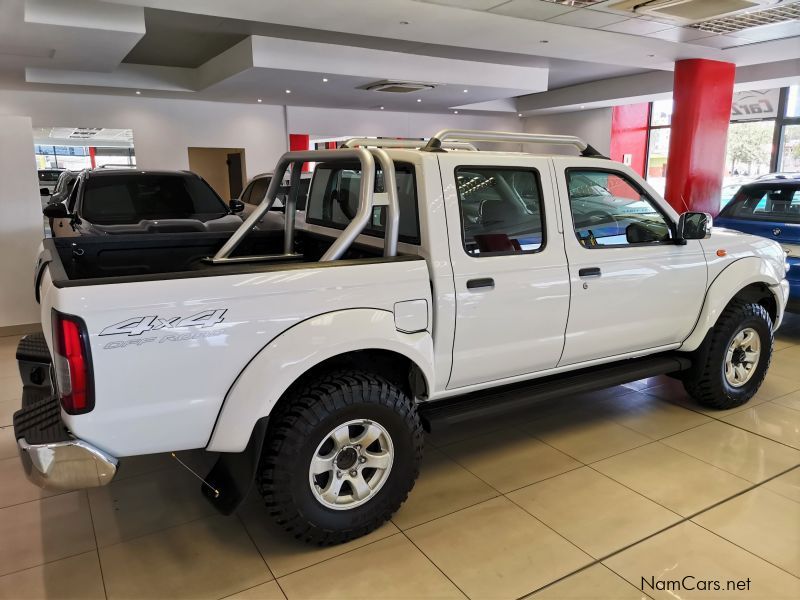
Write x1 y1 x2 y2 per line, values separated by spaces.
724 327 761 388
308 419 394 510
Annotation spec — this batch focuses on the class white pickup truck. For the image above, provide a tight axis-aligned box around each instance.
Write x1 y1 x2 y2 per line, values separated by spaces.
14 130 789 546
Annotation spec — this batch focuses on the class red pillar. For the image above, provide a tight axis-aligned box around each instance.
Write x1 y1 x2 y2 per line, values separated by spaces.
326 141 337 149
610 103 649 177
664 59 735 216
88 146 96 169
289 133 310 172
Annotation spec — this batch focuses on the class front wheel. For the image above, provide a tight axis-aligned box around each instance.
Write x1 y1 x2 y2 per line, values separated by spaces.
257 371 423 545
683 301 773 410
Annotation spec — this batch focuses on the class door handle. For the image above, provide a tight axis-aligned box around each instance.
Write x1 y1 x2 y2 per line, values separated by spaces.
467 277 495 290
578 267 601 278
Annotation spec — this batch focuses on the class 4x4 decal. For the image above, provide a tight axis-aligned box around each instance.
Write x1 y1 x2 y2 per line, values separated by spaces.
100 310 227 336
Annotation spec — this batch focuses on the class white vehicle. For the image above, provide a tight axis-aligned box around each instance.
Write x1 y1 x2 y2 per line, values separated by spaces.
14 130 789 545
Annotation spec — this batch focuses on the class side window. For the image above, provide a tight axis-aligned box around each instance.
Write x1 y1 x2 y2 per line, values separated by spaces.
240 182 253 204
306 162 420 244
247 177 270 206
567 170 673 248
67 179 81 212
455 166 545 256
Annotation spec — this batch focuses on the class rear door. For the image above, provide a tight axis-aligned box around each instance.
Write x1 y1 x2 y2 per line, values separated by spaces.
553 159 707 365
438 153 570 389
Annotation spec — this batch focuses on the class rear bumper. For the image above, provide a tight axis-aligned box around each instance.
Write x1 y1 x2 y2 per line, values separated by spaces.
13 335 117 491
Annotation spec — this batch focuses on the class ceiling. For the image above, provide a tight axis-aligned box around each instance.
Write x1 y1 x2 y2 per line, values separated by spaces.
1 0 799 115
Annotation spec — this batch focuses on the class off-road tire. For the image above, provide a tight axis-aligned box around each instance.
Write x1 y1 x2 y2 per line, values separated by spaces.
257 370 423 545
683 301 773 410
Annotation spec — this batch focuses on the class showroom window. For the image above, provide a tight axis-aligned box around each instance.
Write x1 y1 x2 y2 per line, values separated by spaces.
306 162 420 244
567 169 672 248
455 166 545 256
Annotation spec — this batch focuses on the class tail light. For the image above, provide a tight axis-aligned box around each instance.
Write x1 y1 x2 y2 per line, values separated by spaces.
52 310 94 414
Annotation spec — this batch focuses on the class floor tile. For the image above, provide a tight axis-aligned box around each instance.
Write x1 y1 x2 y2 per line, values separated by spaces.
0 375 20 404
764 467 800 502
771 389 800 411
526 411 652 464
88 465 218 547
526 564 650 599
661 420 800 483
441 428 581 493
508 467 681 559
0 492 95 577
277 534 465 600
237 501 399 578
223 581 286 600
593 443 751 516
0 457 64 509
693 487 800 577
99 514 271 600
722 403 800 449
605 521 800 599
768 349 800 382
601 390 711 439
391 448 498 529
0 551 105 600
425 416 517 448
0 427 18 460
406 497 591 600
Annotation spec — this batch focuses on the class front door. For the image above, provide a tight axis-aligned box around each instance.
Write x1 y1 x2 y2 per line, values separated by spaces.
553 159 708 366
439 154 570 389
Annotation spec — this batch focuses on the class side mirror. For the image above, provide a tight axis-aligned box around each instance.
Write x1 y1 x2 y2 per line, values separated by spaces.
677 212 712 241
42 203 69 219
40 187 50 197
229 199 245 214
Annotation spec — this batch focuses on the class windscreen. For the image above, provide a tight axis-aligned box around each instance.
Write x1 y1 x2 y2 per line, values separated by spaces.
722 185 800 223
82 174 228 225
38 170 62 183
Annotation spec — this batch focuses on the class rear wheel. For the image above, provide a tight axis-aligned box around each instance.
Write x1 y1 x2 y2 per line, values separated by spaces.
683 301 773 410
257 370 423 545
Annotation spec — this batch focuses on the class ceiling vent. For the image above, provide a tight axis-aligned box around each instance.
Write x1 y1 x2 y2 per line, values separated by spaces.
607 0 784 23
690 1 800 32
362 81 436 93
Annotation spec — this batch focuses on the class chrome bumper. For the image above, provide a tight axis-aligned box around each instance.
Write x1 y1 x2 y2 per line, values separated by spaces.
18 436 117 490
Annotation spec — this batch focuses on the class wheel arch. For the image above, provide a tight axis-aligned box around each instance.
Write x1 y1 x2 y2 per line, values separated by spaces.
207 308 434 453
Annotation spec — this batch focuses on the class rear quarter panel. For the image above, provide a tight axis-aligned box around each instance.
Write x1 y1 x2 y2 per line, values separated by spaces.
48 259 431 456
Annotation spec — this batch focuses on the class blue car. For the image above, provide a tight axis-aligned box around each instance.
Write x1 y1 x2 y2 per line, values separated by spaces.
716 178 800 311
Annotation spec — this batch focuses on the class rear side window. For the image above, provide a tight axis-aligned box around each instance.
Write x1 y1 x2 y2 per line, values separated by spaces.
455 166 545 256
245 177 270 206
306 162 420 244
722 186 800 223
81 174 228 225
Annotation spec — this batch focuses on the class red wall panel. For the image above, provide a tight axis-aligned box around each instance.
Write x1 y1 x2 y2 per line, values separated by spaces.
289 133 310 172
610 103 649 177
664 59 735 216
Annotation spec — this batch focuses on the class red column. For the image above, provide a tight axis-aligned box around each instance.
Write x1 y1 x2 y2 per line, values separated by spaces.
88 146 96 169
289 133 310 172
664 59 735 216
326 141 337 149
610 103 649 177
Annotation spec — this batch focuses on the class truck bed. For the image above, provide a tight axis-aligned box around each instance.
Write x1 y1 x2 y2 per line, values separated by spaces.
42 229 409 287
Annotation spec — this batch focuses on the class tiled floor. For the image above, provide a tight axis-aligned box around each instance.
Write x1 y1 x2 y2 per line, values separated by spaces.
1 316 800 600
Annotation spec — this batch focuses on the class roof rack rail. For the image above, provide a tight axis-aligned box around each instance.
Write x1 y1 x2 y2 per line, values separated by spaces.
422 129 607 158
343 138 477 151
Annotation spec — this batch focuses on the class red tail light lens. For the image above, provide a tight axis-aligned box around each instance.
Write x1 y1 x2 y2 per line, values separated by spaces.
52 310 94 414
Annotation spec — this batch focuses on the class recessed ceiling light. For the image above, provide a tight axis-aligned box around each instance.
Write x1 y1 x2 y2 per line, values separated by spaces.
580 105 586 109
647 54 656 58
454 110 459 114
518 113 522 117
380 106 385 110
135 90 141 95
322 78 328 82
463 89 468 93
257 98 262 103
399 20 410 25
539 40 549 44
417 98 422 102
285 89 291 94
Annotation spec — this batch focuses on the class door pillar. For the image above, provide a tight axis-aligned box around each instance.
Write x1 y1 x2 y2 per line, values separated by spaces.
664 59 735 216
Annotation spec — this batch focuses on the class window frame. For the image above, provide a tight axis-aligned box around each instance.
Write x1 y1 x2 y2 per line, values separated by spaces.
453 165 547 259
305 161 422 245
565 166 678 250
718 184 800 223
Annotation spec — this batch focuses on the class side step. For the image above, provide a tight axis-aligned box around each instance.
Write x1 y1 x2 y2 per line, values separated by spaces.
419 354 690 429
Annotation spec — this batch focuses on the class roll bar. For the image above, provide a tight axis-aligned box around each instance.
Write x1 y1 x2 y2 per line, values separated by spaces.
343 138 478 151
422 129 607 158
211 147 399 263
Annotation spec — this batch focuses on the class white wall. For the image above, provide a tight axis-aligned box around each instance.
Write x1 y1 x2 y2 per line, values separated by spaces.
0 116 44 328
522 108 612 156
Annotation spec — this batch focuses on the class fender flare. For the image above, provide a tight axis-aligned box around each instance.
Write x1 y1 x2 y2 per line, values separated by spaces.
206 308 435 452
680 256 785 352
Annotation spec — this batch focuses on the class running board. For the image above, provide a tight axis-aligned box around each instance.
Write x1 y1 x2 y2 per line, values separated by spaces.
419 354 691 430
